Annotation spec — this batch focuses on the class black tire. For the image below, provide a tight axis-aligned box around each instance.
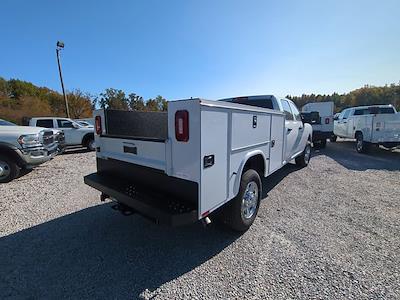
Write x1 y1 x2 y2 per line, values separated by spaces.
224 169 262 232
86 138 95 151
296 141 312 167
320 139 327 148
355 133 369 153
0 156 20 183
330 135 337 142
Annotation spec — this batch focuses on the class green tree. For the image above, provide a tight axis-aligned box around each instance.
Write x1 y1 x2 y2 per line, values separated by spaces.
99 88 128 110
128 93 146 111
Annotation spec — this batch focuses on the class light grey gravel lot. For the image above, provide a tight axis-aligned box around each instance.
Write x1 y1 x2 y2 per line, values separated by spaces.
0 141 399 299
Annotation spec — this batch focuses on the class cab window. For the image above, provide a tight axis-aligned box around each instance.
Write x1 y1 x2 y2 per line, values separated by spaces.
289 101 302 121
57 119 74 128
281 100 294 121
36 119 54 128
342 110 351 119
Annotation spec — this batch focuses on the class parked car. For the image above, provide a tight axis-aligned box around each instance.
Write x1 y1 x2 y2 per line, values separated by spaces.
84 95 312 231
0 118 58 183
333 104 400 153
28 117 95 151
301 101 334 148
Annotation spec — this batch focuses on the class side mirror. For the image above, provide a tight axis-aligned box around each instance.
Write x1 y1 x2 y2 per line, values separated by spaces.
72 123 80 129
333 116 339 121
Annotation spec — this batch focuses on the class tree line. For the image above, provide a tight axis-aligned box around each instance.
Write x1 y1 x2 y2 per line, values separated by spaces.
0 77 167 124
1 76 399 124
287 83 400 113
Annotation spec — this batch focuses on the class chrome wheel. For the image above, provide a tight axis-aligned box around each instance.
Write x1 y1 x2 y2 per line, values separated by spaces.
241 181 259 220
0 160 11 180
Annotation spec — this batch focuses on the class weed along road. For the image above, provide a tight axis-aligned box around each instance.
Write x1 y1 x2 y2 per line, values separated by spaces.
0 143 399 299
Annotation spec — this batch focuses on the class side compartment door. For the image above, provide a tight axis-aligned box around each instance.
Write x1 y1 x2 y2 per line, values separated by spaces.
200 109 228 217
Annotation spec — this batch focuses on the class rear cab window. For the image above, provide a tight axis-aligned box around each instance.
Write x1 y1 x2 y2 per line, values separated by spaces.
57 119 74 128
36 119 54 128
220 96 276 110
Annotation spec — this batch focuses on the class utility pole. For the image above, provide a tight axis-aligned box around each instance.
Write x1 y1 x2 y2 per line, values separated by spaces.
56 41 70 118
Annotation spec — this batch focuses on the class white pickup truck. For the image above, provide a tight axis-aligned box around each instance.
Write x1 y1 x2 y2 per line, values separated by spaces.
0 119 58 182
333 104 400 153
84 96 312 231
28 117 95 151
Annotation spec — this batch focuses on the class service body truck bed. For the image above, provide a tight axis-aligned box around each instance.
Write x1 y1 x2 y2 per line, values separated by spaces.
334 104 400 153
84 96 312 231
301 101 334 148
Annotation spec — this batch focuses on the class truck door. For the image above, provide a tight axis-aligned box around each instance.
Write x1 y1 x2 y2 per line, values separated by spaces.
281 99 298 161
335 109 350 137
288 101 305 154
57 119 78 145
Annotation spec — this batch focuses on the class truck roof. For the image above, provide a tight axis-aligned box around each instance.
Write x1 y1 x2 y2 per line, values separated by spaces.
346 104 394 110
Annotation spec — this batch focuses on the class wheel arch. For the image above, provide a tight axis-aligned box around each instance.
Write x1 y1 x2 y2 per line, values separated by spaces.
81 133 94 146
0 143 25 167
233 150 266 197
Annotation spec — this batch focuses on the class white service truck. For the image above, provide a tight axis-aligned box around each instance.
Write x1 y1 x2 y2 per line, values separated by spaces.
28 117 95 151
333 104 400 153
84 96 312 231
301 101 334 148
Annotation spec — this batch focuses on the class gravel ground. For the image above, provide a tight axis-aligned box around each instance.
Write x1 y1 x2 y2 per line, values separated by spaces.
0 141 399 299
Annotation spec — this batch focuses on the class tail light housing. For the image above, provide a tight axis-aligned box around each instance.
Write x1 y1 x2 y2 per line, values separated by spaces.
175 110 189 142
325 117 330 124
95 116 102 135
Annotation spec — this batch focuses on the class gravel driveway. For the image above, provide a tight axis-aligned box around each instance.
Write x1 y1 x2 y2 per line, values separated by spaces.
1 141 399 299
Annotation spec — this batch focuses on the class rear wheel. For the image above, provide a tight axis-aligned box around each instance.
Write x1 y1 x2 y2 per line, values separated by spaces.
0 156 20 183
86 138 95 151
296 141 312 167
356 133 369 153
224 169 262 232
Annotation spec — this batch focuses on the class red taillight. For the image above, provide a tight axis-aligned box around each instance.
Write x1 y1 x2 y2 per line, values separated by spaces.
325 117 330 124
95 116 102 135
175 110 189 142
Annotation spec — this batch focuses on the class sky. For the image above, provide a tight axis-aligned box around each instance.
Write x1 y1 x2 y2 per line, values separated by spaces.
0 0 399 100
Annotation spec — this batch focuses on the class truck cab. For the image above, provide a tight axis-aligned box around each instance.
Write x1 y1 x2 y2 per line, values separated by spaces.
29 117 95 151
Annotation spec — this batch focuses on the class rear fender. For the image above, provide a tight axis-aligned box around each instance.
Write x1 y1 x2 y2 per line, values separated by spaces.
233 150 267 197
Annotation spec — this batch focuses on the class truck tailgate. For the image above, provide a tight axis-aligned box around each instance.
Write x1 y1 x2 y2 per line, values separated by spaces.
99 136 167 171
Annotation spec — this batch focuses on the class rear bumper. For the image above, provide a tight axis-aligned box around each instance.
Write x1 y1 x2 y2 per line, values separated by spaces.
84 172 198 226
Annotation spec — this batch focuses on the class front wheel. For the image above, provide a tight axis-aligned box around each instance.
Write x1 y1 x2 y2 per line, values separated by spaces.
330 135 337 142
356 133 369 153
296 141 312 167
0 156 20 183
224 169 262 232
